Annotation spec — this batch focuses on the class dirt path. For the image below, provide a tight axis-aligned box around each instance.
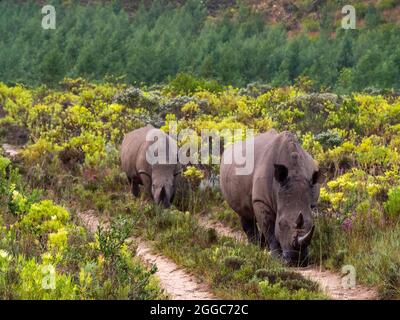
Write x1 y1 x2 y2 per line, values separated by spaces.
197 215 377 300
1 144 22 158
77 210 215 300
294 266 376 300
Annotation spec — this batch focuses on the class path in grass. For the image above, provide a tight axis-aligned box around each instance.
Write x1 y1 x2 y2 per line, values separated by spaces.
2 144 21 158
197 214 377 300
77 210 215 300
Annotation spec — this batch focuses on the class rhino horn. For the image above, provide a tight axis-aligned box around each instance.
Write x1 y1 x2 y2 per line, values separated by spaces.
297 225 315 248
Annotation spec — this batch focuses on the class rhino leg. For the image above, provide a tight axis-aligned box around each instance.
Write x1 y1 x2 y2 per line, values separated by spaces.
253 202 280 254
128 177 140 197
131 182 140 197
240 216 266 247
262 218 281 256
139 172 152 199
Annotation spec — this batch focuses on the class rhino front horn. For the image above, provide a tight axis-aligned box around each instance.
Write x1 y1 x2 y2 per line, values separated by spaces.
297 225 315 247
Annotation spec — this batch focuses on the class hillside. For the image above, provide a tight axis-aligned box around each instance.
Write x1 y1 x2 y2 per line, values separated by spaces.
21 0 400 31
1 0 399 91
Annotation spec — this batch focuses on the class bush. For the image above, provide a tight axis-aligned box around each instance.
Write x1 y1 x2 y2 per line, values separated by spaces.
167 73 223 95
384 186 400 220
302 17 320 32
315 130 343 150
18 200 70 236
377 0 398 10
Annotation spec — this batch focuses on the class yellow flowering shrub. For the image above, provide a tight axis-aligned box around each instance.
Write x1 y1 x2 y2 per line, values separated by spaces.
18 200 70 236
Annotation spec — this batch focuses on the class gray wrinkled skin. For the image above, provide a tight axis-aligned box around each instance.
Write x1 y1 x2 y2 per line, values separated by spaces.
220 129 321 266
121 124 180 208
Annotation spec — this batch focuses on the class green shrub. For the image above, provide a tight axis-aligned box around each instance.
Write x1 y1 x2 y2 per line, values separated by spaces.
0 156 10 193
224 256 244 270
302 17 320 32
18 200 70 236
315 130 343 150
384 186 400 220
377 0 398 10
96 216 133 259
167 73 223 95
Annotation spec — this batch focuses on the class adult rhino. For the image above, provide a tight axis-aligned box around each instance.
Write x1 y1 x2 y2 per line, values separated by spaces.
121 124 180 208
220 129 322 266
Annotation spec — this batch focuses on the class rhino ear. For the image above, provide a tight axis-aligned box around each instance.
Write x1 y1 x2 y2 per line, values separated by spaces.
274 164 288 185
312 170 323 185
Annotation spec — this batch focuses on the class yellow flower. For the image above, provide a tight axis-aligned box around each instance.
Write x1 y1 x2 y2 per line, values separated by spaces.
0 249 11 261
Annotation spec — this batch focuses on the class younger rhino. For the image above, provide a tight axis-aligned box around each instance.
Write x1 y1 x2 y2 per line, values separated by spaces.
121 124 180 208
220 129 322 266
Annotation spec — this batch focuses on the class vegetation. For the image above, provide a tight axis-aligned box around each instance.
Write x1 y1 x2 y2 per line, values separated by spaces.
1 73 400 298
0 155 164 299
0 0 399 92
66 189 326 299
1 0 400 301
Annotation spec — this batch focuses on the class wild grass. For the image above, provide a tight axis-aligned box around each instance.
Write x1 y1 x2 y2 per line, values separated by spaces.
0 159 166 300
309 213 400 299
45 170 326 300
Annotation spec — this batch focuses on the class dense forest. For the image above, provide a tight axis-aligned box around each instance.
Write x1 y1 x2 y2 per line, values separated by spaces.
0 0 399 92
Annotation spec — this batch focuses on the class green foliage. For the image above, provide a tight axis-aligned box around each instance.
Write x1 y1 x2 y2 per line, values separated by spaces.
167 73 224 95
365 4 382 29
385 187 400 220
315 130 343 150
8 185 42 216
0 156 10 192
0 160 164 300
96 216 133 259
130 203 326 299
3 68 400 298
377 0 398 10
18 200 69 236
0 1 399 91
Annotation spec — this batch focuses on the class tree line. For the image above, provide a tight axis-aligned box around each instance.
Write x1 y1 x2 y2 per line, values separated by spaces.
0 0 399 92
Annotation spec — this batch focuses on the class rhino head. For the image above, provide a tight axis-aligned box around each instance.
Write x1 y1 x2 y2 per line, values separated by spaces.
150 164 180 208
273 163 321 266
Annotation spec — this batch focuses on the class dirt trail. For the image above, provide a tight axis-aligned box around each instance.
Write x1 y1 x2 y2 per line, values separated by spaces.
77 210 215 300
1 144 22 158
197 215 377 300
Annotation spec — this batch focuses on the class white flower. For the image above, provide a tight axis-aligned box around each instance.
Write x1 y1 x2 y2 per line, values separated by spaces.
12 190 20 200
0 249 11 261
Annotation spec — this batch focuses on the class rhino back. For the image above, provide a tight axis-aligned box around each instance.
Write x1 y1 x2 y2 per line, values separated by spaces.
220 129 317 218
121 124 154 178
252 131 318 213
220 129 278 219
